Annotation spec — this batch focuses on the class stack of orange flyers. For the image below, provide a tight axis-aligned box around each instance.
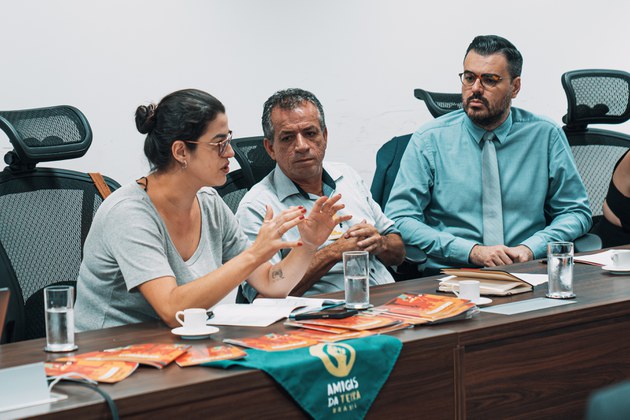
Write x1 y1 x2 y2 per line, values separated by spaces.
175 345 247 367
57 343 190 369
224 333 319 351
372 293 477 325
287 328 372 342
284 321 353 334
287 313 403 331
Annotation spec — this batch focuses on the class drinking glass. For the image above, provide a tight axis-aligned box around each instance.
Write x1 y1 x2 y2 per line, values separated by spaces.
44 285 78 352
546 242 575 299
343 251 370 309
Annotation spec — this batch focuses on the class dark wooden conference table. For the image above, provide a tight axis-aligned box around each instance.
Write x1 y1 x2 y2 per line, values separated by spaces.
1 251 630 419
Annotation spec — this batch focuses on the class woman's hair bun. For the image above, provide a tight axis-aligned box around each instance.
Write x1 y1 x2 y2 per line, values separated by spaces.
135 103 157 134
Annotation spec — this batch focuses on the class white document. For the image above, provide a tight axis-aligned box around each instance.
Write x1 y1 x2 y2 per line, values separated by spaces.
574 249 617 266
207 297 344 327
508 273 548 286
480 297 576 315
253 296 344 309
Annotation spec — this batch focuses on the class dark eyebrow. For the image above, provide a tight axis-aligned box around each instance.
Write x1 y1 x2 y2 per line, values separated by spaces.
211 132 230 141
278 129 296 137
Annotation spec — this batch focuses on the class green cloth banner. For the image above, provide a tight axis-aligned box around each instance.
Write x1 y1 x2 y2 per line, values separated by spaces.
204 335 402 419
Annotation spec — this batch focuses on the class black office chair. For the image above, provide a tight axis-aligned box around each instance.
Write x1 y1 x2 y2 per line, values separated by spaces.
231 136 275 186
214 169 252 214
0 105 120 343
586 380 630 420
371 134 413 208
370 134 428 281
214 168 258 303
370 89 464 280
561 69 630 227
414 89 463 118
215 138 274 303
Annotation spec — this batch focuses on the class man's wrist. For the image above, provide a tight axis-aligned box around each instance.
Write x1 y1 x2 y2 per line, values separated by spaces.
517 244 534 260
468 244 481 264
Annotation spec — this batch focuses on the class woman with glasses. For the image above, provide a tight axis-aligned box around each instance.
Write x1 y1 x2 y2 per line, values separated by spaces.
75 89 350 331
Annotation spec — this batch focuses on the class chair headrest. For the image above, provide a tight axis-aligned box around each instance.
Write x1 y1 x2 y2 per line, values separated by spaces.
561 69 630 129
414 89 463 118
0 105 92 169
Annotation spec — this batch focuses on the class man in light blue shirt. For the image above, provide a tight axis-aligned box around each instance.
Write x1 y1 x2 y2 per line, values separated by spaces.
237 88 405 299
385 35 591 272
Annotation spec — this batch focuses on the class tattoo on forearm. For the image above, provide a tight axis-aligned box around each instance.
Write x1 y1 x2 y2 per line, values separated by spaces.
271 268 285 282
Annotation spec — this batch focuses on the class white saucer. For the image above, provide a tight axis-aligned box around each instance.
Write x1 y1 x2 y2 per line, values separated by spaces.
602 265 630 275
171 325 219 339
472 297 493 306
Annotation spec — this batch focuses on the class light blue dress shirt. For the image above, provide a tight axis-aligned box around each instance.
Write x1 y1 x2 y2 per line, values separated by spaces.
385 108 592 270
236 162 397 300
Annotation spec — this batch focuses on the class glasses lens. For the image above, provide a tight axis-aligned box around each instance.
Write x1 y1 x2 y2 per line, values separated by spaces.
461 72 476 86
219 133 232 156
481 74 500 88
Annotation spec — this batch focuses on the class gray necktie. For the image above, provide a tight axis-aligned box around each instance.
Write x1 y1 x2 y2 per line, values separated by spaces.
481 132 504 245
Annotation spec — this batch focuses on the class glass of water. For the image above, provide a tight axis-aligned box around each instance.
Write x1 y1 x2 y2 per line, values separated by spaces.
343 251 371 309
546 242 576 299
44 285 78 352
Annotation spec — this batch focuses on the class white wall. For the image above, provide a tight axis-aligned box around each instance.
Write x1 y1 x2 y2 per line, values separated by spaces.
1 0 629 185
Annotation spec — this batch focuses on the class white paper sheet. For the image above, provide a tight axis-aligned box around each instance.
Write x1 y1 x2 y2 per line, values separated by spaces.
207 297 344 327
575 249 618 266
480 297 576 315
508 273 548 286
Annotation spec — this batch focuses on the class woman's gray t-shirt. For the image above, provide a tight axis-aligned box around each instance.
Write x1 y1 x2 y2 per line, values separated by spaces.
75 183 249 331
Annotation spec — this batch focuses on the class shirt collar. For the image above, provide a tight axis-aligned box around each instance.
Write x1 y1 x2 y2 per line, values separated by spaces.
272 162 341 202
464 109 514 146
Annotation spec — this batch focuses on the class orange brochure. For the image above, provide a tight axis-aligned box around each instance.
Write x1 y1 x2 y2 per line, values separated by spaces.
374 293 476 324
287 328 372 342
45 359 138 383
224 333 319 351
176 344 247 367
57 343 190 369
292 313 402 331
283 320 354 334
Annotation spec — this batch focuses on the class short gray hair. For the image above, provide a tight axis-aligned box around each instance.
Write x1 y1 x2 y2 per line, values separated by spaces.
261 88 326 142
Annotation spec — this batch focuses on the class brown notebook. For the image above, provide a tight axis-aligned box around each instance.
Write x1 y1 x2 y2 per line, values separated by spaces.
439 268 543 296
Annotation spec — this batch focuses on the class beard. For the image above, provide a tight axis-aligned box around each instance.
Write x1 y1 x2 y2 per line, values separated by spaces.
464 91 512 129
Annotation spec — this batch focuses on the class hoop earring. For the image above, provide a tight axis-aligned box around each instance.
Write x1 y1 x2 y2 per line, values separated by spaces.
181 160 188 169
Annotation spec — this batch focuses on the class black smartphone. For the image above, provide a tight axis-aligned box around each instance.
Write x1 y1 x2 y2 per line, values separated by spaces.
293 307 358 321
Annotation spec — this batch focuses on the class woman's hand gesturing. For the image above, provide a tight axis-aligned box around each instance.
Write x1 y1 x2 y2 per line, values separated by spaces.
250 205 306 262
298 194 352 248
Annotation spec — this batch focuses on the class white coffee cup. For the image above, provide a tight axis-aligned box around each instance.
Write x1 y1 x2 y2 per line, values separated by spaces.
175 308 208 331
456 280 481 303
611 250 630 268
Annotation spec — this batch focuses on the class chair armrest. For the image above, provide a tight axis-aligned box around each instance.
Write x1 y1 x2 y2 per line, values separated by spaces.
574 233 602 253
390 245 427 281
404 244 427 265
